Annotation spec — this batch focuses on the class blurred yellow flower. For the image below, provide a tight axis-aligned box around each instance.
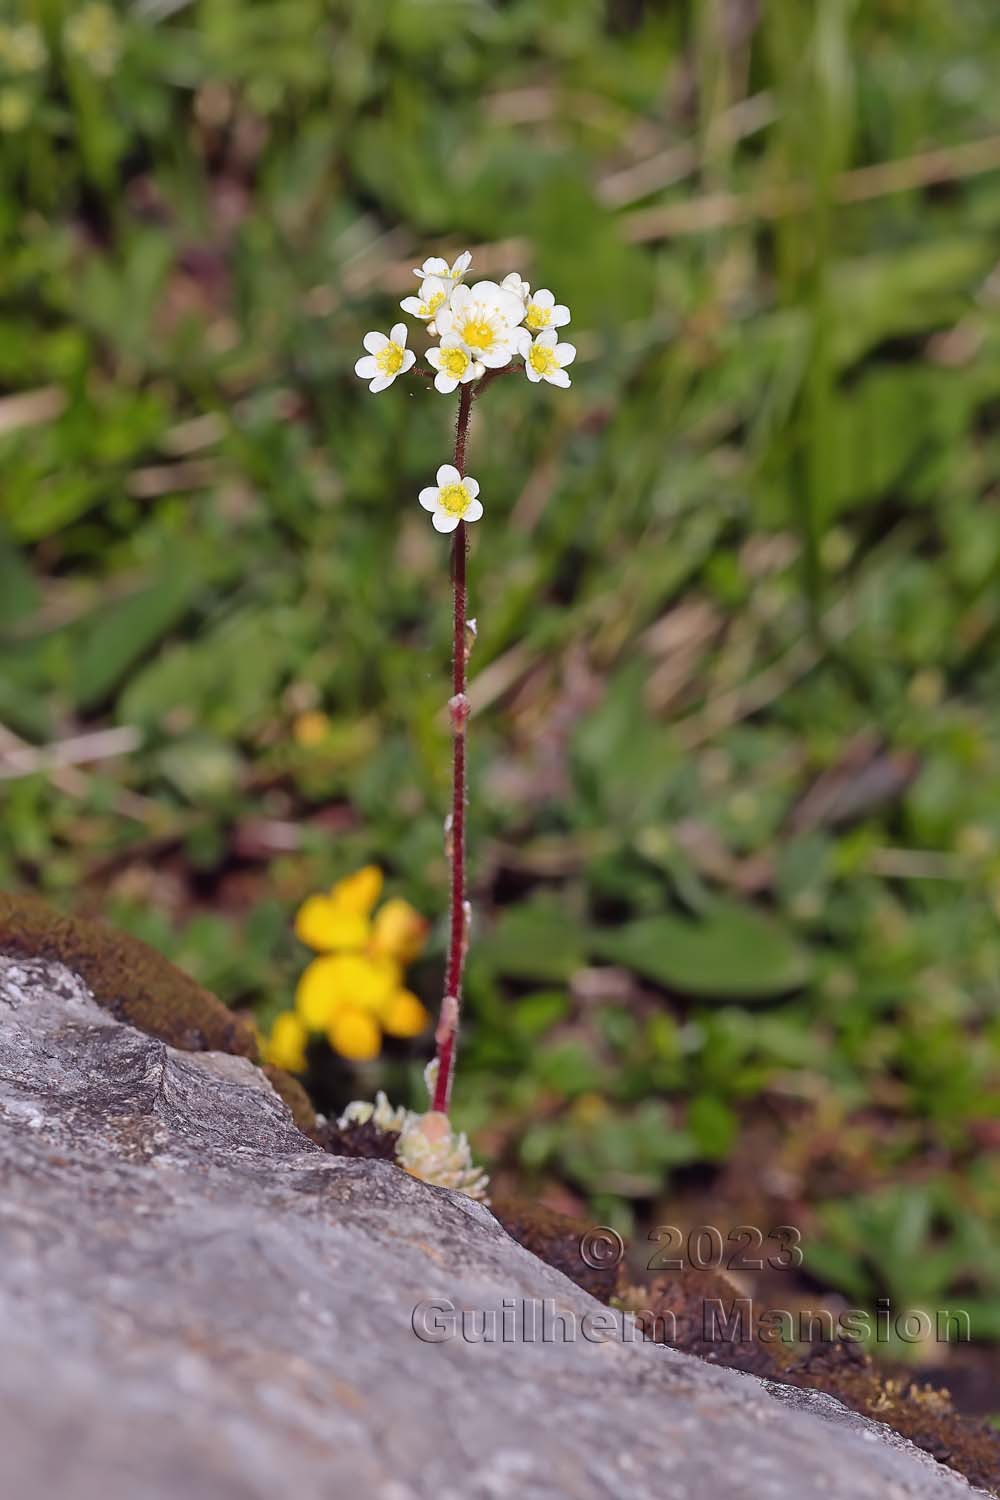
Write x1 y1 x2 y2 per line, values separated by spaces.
284 867 431 1062
329 1009 381 1062
263 1011 308 1074
294 894 369 952
382 990 430 1038
296 951 400 1029
371 897 429 964
293 709 331 748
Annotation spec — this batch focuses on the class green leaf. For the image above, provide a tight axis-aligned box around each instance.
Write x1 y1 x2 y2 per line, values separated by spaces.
0 531 39 628
72 567 201 711
591 901 813 998
687 1094 738 1159
476 895 587 983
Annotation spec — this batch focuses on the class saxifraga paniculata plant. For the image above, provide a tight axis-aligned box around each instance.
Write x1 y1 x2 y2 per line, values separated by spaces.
339 251 576 1200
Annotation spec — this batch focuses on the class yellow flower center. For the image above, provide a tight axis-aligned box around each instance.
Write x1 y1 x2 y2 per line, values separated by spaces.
439 481 471 516
528 343 559 376
525 302 551 331
460 318 496 351
440 347 470 378
420 290 446 318
376 341 405 375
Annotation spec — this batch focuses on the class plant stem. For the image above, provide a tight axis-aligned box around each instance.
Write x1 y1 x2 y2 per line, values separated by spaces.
432 382 474 1114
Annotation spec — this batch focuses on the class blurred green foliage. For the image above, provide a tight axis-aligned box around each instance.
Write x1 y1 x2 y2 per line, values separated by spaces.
1 0 999 1363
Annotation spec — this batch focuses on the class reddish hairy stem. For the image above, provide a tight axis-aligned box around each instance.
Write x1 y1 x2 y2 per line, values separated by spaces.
432 382 474 1114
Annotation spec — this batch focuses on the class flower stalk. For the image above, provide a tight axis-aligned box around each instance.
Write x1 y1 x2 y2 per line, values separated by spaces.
433 383 474 1112
353 250 575 1126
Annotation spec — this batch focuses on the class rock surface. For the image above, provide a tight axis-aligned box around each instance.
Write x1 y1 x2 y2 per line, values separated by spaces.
0 953 988 1500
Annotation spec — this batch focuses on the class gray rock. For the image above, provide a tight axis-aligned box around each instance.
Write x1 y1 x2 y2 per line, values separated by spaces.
0 953 987 1500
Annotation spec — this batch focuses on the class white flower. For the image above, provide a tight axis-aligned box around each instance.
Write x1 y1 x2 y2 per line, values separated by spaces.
354 322 416 393
501 272 530 308
413 250 472 285
523 287 570 333
436 280 528 369
396 1110 490 1202
418 464 484 534
399 275 451 322
426 337 484 394
524 329 575 388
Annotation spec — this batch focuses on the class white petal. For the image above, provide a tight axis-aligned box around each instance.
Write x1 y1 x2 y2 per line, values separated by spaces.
533 288 555 309
436 464 460 486
511 327 531 356
400 296 426 317
434 309 457 337
418 487 440 511
439 333 464 349
416 257 449 278
432 510 461 533
545 369 571 388
452 250 472 276
464 476 480 499
390 322 408 347
554 342 576 366
524 364 542 382
426 348 443 369
479 345 513 369
363 331 388 354
434 372 458 394
459 363 480 383
536 329 558 347
448 285 471 312
551 305 570 327
355 355 377 378
464 498 483 524
497 290 528 324
401 349 416 371
369 374 394 393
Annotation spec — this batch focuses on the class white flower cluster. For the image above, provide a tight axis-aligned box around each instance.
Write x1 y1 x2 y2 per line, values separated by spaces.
336 1073 490 1203
354 248 575 532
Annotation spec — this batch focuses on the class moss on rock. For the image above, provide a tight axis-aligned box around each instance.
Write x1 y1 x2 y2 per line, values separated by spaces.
0 890 257 1058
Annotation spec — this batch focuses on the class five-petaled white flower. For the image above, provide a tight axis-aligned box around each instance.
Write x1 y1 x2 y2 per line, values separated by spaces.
419 465 484 534
399 275 451 322
354 322 416 393
524 330 576 388
523 287 570 333
436 281 527 369
413 250 472 285
426 337 484 394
